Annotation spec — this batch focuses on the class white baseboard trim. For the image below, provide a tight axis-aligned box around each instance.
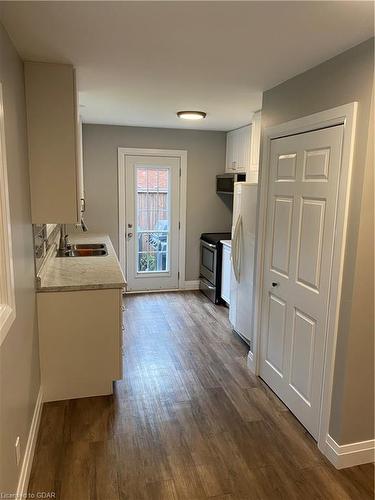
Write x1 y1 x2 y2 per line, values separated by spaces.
246 350 256 374
125 281 200 294
16 386 43 498
183 280 200 290
126 288 179 294
325 434 375 469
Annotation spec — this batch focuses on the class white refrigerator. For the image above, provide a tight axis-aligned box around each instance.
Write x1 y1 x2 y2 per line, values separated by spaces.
229 182 258 347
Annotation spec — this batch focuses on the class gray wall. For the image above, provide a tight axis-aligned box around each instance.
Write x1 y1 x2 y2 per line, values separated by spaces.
0 24 40 491
82 125 232 281
262 38 374 445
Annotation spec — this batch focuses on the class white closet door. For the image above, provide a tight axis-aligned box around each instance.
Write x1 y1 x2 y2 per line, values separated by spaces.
259 125 344 439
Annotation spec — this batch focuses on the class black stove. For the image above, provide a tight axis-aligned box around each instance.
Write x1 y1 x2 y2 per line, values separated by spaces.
201 232 232 245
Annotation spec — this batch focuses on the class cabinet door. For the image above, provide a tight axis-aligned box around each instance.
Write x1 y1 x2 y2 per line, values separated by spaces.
226 126 252 173
75 114 85 215
228 129 242 172
232 130 240 171
37 288 122 402
225 130 237 172
25 62 81 224
237 125 251 173
250 112 261 167
221 245 231 304
73 66 85 216
248 111 261 182
118 290 125 380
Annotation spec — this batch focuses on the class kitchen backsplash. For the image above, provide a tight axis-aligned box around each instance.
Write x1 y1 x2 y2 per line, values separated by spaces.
33 224 60 274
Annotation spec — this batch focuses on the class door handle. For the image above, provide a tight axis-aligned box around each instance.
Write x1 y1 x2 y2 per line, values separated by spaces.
127 233 133 239
272 282 279 287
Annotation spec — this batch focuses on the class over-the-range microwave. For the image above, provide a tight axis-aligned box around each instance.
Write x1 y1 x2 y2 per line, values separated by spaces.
216 173 246 194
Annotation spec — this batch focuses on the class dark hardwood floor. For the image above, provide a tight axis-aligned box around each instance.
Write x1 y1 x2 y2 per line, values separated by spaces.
28 291 374 499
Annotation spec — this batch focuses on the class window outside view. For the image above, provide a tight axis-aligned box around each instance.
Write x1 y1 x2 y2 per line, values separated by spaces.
136 167 169 273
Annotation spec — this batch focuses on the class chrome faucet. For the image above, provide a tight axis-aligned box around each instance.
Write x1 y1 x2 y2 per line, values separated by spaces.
58 218 88 254
80 218 88 232
59 224 68 251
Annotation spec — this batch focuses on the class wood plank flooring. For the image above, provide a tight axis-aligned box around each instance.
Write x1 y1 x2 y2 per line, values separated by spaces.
28 291 374 499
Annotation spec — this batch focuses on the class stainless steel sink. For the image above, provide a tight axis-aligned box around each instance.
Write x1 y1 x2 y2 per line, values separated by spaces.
69 243 106 250
56 244 108 257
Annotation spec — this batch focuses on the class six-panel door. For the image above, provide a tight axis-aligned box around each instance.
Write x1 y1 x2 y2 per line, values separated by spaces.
259 125 344 439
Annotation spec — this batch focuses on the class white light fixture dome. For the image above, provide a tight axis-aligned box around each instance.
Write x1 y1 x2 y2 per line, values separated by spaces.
177 111 207 120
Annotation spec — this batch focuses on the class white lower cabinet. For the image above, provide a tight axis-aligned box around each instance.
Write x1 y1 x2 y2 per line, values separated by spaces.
37 288 123 402
221 243 231 305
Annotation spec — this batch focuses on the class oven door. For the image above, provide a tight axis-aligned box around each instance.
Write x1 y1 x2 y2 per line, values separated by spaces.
200 240 217 284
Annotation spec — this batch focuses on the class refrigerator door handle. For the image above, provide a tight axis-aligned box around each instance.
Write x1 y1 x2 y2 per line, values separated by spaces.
232 215 242 282
231 219 237 275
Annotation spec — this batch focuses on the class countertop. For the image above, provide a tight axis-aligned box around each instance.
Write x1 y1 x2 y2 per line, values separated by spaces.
37 233 126 293
220 239 232 248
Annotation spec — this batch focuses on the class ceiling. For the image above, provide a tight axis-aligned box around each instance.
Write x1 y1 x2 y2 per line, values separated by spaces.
0 1 373 131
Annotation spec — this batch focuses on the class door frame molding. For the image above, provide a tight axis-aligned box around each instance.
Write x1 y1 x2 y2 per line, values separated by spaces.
118 147 187 290
252 103 358 462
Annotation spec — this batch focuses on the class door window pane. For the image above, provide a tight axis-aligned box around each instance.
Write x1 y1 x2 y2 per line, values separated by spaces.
138 251 167 272
136 167 170 273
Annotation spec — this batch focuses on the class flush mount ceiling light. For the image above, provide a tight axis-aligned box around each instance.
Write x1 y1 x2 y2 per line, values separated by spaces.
177 111 207 120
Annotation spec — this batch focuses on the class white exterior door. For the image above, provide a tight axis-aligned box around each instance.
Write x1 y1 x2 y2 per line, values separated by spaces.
259 125 344 439
125 155 180 291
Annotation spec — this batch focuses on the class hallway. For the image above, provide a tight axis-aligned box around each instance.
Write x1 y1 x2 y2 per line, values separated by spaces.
28 292 374 499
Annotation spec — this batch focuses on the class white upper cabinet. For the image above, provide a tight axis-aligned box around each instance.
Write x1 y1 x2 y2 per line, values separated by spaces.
225 112 262 182
225 124 252 173
24 62 84 224
76 116 85 213
247 111 262 183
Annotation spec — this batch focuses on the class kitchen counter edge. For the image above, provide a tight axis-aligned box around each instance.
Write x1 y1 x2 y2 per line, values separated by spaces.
36 233 127 293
